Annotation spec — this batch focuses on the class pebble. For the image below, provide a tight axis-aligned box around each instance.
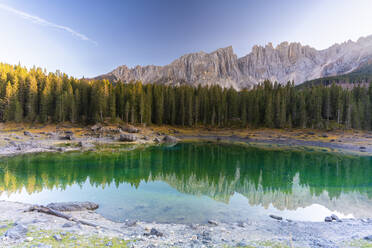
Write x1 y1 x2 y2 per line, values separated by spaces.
62 222 74 228
53 234 62 241
364 235 372 241
325 216 333 222
25 237 33 242
208 220 218 226
269 214 283 221
237 221 245 227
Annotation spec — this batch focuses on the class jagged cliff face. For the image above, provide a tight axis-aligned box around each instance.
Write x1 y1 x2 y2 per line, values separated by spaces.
95 35 372 89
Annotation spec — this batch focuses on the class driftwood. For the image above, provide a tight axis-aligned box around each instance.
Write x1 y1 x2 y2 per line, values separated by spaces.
25 205 99 227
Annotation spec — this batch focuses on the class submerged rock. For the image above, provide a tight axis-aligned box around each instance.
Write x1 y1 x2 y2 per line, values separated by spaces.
46 202 99 211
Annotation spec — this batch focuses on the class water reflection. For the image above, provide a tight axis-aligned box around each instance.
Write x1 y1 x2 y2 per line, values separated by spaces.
0 143 371 222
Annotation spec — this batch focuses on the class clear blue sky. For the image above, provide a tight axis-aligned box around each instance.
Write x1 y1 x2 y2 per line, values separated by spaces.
0 0 371 78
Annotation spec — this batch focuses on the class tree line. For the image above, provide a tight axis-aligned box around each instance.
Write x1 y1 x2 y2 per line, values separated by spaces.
0 63 371 130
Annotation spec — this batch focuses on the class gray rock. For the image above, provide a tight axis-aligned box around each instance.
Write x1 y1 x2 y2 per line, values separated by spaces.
122 220 137 227
237 221 246 227
325 216 333 222
269 214 283 221
144 228 163 237
331 214 340 221
46 202 99 211
91 124 102 132
153 137 161 143
95 36 372 89
208 220 218 226
53 234 62 241
364 235 372 241
162 135 178 143
106 241 113 246
62 222 74 228
24 131 32 136
59 134 73 140
119 134 137 142
236 241 247 247
120 125 139 133
4 224 28 239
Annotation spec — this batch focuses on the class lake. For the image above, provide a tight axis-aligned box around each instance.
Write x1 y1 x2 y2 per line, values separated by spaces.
0 142 371 224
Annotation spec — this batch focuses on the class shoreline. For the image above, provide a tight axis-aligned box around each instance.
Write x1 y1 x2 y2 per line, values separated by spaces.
0 200 371 247
1 123 372 157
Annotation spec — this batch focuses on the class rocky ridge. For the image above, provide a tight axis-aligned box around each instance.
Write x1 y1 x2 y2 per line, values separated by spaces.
95 35 372 89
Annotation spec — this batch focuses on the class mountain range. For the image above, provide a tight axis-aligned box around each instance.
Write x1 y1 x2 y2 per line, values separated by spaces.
95 35 372 89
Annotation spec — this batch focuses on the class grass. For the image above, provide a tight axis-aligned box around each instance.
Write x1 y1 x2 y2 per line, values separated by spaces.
12 226 130 248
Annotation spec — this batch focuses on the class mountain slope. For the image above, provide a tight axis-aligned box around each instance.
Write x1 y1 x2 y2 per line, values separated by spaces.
95 35 372 89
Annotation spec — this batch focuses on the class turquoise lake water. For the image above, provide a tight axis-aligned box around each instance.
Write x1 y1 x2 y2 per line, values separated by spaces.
0 142 371 223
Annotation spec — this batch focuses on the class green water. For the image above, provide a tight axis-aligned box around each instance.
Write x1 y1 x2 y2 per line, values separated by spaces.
0 142 372 223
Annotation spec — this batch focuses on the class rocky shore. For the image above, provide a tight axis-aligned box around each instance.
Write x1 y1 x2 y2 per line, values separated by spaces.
1 123 372 157
0 201 371 248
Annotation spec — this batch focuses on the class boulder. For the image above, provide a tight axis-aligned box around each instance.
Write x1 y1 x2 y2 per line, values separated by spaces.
120 125 139 133
119 134 137 142
4 224 28 239
46 202 99 211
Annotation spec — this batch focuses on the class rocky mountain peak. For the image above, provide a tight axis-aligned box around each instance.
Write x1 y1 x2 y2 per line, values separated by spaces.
95 34 372 89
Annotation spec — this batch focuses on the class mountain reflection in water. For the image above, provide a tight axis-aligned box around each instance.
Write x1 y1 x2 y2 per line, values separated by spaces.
0 143 371 223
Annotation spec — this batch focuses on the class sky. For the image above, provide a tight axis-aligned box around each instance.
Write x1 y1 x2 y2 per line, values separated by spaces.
0 0 372 78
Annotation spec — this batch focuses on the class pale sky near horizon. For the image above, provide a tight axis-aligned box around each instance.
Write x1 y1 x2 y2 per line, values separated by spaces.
0 0 371 78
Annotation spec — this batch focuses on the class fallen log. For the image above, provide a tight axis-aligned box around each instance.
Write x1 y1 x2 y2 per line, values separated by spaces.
25 205 98 227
